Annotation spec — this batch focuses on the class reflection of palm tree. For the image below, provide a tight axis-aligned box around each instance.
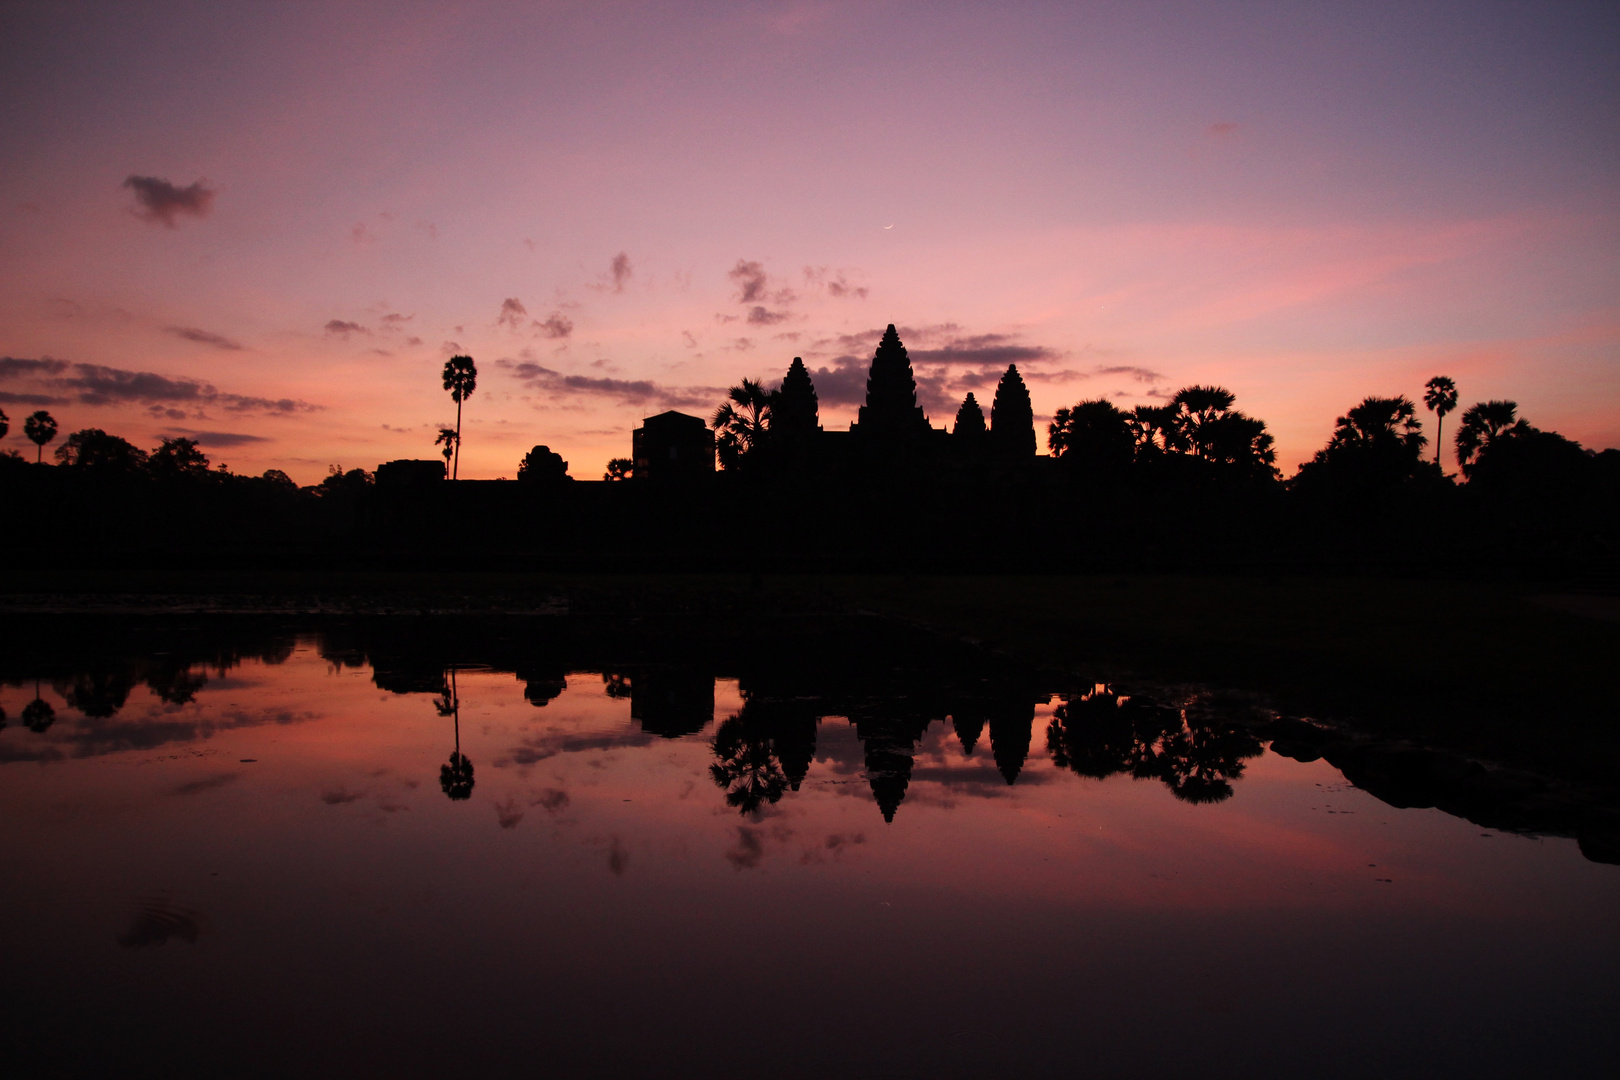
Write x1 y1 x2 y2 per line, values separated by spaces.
1152 719 1261 804
709 712 788 815
23 679 55 733
1047 686 1261 804
1422 376 1458 466
437 667 475 800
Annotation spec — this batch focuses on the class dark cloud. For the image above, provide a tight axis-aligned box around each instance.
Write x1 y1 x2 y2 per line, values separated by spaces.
610 251 633 292
804 358 869 406
497 297 528 329
911 333 1058 367
746 305 789 325
1094 364 1165 383
536 312 574 339
381 312 413 325
499 359 720 411
165 326 243 351
730 260 768 304
123 175 215 227
804 266 869 300
730 259 795 307
167 429 270 448
0 390 67 405
324 319 368 337
321 788 365 805
0 356 319 416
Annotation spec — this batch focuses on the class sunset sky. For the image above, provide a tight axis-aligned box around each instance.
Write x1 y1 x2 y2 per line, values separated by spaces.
2 1 1616 482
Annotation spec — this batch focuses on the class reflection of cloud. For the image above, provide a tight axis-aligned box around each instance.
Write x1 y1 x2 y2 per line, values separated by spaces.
123 175 214 226
494 728 657 767
531 788 570 812
118 896 202 948
321 788 365 805
0 705 322 765
495 797 524 829
167 773 240 797
608 835 629 875
910 764 1054 795
0 356 317 416
725 825 765 870
165 326 243 351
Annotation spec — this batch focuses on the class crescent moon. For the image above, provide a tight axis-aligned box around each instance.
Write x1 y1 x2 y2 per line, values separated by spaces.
883 224 894 229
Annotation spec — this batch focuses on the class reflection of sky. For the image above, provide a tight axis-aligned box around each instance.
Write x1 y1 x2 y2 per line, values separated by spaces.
1 2 1616 484
3 646 1619 1072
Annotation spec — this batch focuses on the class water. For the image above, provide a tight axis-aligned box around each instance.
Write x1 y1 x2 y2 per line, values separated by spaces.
2 616 1615 1079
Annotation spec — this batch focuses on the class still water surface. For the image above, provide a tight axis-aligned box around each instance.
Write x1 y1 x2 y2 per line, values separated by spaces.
2 619 1615 1078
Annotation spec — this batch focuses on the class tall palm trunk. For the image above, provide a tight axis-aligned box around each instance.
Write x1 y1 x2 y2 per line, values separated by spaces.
454 399 463 480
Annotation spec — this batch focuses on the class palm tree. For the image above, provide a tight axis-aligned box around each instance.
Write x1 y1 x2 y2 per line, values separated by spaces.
0 408 8 441
711 377 772 470
436 667 475 800
23 410 57 463
1454 399 1529 478
1126 404 1176 458
441 355 477 479
1329 396 1426 452
1422 376 1458 466
1166 385 1237 456
434 426 458 475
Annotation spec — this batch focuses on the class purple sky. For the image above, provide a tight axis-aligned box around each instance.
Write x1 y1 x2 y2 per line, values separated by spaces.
2 0 1616 480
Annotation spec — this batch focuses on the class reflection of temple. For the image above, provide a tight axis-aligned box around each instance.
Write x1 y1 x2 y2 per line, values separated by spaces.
9 617 1615 860
631 669 714 739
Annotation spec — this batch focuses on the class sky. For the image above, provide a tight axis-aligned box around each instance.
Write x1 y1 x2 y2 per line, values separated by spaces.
1 0 1616 482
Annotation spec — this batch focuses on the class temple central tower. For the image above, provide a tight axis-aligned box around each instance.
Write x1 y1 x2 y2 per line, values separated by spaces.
853 324 930 439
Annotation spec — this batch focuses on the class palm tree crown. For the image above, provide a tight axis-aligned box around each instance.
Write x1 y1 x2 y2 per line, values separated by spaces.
23 410 57 463
712 378 773 470
1454 399 1530 477
1423 376 1459 466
